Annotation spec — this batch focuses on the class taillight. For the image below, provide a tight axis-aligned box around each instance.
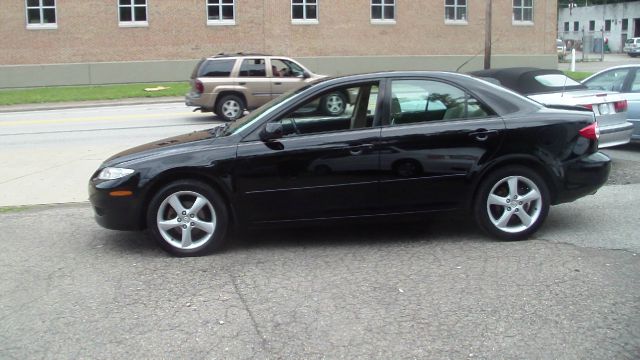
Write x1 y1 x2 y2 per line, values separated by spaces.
194 80 204 94
580 104 593 111
614 100 627 112
579 122 600 140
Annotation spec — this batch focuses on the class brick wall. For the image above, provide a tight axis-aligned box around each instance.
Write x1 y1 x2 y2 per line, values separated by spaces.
0 0 557 65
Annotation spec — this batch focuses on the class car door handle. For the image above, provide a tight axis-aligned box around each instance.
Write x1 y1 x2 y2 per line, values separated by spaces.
469 129 498 141
274 82 282 85
239 82 246 85
349 144 374 155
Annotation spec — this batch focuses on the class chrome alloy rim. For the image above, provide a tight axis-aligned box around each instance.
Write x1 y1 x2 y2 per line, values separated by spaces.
156 191 217 250
221 99 241 119
486 175 542 234
325 94 345 114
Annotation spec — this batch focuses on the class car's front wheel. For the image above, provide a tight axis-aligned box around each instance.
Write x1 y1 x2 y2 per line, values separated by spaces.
474 166 550 240
147 180 229 256
215 95 245 122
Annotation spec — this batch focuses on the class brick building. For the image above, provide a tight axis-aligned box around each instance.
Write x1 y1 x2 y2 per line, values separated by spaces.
0 0 558 88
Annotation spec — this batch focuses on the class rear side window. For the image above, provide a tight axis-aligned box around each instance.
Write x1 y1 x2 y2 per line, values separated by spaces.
197 59 235 77
239 59 266 77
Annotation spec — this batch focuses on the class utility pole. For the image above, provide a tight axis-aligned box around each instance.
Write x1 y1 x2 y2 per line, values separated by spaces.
484 0 492 69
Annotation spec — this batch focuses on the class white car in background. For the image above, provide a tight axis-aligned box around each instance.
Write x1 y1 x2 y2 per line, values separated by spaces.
471 67 634 147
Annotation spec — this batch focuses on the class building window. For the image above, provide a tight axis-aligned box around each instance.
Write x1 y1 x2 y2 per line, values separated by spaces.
605 19 611 31
445 0 467 24
119 0 148 27
513 0 533 24
564 22 569 32
371 0 395 24
589 20 595 31
291 0 318 24
207 0 235 25
573 21 579 31
622 18 628 31
25 0 57 29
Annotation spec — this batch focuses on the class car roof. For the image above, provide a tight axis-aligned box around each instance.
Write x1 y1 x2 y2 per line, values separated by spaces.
469 67 587 95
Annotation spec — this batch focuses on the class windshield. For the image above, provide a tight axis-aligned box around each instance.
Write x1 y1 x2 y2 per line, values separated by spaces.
222 84 314 136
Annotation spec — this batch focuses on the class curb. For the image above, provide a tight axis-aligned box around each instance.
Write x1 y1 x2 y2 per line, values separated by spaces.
0 96 185 113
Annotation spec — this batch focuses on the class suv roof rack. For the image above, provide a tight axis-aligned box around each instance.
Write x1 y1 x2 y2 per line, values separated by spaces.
213 52 270 58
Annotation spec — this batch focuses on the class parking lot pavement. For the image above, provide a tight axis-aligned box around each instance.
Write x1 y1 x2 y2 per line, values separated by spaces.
558 52 639 73
1 184 639 359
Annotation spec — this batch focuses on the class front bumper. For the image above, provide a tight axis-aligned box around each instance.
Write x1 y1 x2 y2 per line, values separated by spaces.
554 151 611 205
89 177 145 231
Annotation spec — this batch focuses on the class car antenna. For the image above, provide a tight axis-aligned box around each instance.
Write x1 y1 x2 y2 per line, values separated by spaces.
561 71 568 98
456 37 500 73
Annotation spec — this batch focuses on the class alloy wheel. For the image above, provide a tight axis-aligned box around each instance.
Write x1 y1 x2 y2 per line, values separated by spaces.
485 175 542 234
156 191 217 250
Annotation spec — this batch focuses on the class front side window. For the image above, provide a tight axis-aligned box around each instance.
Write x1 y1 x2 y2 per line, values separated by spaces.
583 69 630 92
26 0 57 29
270 59 306 78
389 80 489 126
291 0 318 24
274 83 380 137
207 0 235 25
119 0 148 27
371 0 395 23
239 59 266 77
445 0 467 23
513 0 533 23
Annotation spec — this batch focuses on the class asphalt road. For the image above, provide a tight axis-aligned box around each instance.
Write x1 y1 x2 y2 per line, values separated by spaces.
1 102 639 358
0 103 220 206
1 184 639 359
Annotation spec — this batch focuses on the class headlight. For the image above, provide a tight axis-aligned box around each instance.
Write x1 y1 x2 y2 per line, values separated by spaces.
97 167 135 180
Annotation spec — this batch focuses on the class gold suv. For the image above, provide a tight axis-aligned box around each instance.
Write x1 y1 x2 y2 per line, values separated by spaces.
186 53 348 122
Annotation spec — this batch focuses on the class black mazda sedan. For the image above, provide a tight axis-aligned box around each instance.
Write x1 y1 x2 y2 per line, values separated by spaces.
89 71 611 256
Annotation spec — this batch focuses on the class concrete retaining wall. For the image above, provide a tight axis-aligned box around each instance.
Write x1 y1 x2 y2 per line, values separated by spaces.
0 55 557 89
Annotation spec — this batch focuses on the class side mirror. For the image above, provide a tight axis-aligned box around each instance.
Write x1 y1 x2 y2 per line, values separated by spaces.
298 71 310 79
259 122 283 141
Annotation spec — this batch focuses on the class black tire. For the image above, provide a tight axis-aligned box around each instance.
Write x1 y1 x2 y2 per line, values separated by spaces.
146 180 229 256
320 91 348 116
474 166 550 241
215 94 245 122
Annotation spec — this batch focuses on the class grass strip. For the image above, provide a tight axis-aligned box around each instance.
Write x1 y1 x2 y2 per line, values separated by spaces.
0 82 190 106
564 71 593 82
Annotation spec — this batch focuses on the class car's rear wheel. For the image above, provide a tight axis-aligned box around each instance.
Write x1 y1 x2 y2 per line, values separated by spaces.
474 166 550 240
216 95 245 122
320 92 347 116
147 180 229 256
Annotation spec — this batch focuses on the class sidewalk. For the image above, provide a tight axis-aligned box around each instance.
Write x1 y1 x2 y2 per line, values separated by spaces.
0 96 184 113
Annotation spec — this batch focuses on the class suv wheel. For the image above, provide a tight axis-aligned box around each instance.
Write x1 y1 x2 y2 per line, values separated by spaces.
320 92 347 116
216 95 245 122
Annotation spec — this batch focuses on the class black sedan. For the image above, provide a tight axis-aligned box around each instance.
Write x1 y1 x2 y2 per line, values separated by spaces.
89 71 611 256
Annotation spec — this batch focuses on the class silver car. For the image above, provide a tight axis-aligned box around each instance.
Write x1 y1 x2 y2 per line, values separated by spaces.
582 64 640 142
470 67 633 147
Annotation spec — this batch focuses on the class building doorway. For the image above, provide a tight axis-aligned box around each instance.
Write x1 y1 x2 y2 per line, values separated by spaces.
635 18 640 37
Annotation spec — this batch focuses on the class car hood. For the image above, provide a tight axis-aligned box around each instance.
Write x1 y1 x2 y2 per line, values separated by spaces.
101 128 231 167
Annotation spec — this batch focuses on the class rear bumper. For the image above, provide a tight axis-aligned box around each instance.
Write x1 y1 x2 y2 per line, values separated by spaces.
598 121 634 148
554 151 611 205
185 91 215 111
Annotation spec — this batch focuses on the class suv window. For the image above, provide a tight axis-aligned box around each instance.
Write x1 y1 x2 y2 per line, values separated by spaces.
390 80 490 125
239 59 266 77
198 59 235 77
271 59 305 78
